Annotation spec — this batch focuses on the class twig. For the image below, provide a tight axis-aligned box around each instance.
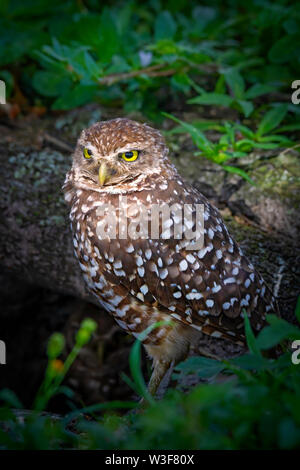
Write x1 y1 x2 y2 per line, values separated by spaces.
273 257 285 298
280 143 300 156
43 133 74 153
98 63 177 86
97 60 218 86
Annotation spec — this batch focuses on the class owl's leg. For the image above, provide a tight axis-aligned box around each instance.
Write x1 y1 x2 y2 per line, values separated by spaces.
147 358 172 397
144 322 198 399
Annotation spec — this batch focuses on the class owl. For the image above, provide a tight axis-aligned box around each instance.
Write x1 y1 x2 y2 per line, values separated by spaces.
63 118 277 396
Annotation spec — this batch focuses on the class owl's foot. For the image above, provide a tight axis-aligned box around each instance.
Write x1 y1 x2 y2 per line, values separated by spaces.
138 359 173 407
148 359 172 396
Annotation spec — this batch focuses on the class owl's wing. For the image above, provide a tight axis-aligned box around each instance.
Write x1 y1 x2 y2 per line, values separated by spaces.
88 180 275 342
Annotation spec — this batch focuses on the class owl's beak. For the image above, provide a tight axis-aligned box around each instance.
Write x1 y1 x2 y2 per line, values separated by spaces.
98 162 108 186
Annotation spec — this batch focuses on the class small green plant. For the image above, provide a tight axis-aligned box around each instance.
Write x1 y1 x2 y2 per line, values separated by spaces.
0 318 97 415
164 102 300 183
163 112 255 183
0 317 98 449
234 104 298 150
34 318 98 411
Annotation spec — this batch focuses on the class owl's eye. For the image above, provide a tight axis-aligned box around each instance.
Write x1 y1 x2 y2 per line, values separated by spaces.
120 150 139 162
83 148 93 159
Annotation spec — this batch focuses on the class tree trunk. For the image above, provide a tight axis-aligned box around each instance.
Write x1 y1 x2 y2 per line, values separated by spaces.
0 116 94 304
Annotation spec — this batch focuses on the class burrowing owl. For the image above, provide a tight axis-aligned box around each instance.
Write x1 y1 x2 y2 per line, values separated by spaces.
63 118 276 395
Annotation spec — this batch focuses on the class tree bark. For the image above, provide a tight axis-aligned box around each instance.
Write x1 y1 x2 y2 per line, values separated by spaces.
0 117 94 304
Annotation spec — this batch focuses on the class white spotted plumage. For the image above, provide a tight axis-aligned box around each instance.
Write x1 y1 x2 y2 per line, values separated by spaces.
63 117 278 395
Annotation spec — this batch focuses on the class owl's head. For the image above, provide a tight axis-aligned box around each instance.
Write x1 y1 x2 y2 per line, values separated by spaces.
70 118 172 192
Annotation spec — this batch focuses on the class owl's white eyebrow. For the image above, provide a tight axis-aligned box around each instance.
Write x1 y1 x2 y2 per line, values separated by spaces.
117 148 141 156
83 144 144 159
115 145 143 155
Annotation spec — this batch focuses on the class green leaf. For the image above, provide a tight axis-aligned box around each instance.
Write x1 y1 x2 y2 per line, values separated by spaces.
32 71 73 97
221 165 255 185
96 8 120 63
129 321 172 404
150 38 179 55
129 339 152 402
235 99 254 117
167 120 221 134
235 124 255 139
245 83 277 100
257 135 292 144
175 356 225 379
235 139 254 152
251 141 281 149
214 74 226 94
230 151 248 158
257 104 288 137
229 353 270 371
52 83 98 110
75 14 103 50
224 68 245 99
84 51 102 80
269 34 300 64
275 123 300 133
0 389 23 408
256 315 300 349
171 73 191 94
244 311 262 357
188 92 233 108
154 11 177 41
0 19 48 66
162 112 212 151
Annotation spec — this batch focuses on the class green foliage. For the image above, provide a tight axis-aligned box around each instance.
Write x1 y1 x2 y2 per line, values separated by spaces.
163 103 298 183
1 302 300 450
163 112 255 183
34 317 97 411
0 0 299 123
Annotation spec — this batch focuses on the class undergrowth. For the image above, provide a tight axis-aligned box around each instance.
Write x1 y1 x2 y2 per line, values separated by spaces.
0 299 300 450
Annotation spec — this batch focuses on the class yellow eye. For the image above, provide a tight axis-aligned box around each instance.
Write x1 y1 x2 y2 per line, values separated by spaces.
120 150 139 162
83 148 92 159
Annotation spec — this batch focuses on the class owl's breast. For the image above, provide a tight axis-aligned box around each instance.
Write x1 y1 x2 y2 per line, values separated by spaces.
68 180 277 345
68 189 174 342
